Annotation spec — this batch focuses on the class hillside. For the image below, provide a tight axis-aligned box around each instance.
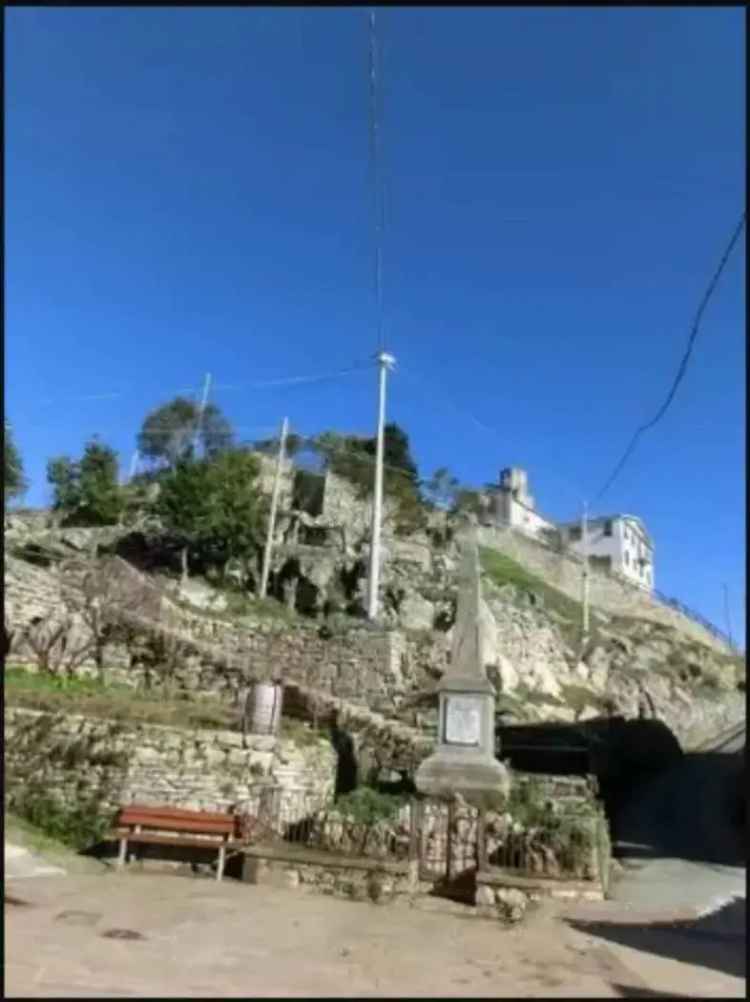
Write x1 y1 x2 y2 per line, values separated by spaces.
4 507 744 754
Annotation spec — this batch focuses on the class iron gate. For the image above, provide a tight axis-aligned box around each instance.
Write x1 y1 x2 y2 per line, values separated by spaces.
412 797 481 886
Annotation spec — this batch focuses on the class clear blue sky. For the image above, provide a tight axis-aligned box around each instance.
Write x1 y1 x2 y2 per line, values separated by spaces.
6 8 745 644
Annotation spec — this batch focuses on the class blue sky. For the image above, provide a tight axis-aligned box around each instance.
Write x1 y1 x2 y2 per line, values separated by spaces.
6 8 745 643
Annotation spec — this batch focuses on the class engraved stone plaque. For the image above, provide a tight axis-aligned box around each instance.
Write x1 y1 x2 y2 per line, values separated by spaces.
444 695 481 747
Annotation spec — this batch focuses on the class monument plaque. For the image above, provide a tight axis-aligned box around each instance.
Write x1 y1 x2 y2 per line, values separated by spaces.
445 695 481 746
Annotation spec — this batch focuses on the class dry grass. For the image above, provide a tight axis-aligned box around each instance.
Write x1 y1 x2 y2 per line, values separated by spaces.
4 666 235 731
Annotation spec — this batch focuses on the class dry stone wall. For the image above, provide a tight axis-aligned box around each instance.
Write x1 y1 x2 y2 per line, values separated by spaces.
478 525 732 654
4 707 336 819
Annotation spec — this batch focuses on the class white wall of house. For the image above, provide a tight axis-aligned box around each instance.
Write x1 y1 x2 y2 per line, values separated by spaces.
561 514 654 591
492 469 557 541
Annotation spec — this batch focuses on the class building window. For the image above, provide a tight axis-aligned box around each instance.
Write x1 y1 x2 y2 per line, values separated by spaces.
569 526 582 541
603 520 613 537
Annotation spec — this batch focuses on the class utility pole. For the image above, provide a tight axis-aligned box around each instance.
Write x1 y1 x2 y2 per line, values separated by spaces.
581 500 590 647
193 372 212 455
259 417 289 600
367 351 396 621
722 583 734 649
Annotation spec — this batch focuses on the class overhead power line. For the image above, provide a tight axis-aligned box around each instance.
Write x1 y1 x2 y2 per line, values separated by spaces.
595 209 746 502
34 361 375 408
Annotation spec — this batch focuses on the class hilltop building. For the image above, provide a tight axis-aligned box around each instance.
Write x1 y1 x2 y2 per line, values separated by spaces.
558 514 654 591
486 467 654 592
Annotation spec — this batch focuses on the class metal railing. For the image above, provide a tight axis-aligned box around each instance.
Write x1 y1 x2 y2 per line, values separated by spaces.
652 588 738 651
233 785 609 891
233 785 412 862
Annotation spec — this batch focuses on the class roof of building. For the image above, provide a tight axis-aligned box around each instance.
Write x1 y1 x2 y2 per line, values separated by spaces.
559 512 653 548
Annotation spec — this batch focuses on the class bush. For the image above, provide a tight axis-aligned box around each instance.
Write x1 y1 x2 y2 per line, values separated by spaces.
12 791 113 850
334 787 406 826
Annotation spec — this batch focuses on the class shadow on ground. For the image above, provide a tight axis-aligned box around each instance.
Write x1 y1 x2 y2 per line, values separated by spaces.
568 896 746 982
611 985 693 998
611 752 745 868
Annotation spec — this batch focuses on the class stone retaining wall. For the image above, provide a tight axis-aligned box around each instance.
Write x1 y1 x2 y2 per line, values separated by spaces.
3 707 336 820
478 525 732 653
241 844 423 902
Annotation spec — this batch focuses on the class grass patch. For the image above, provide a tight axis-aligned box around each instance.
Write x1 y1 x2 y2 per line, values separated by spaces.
4 666 234 731
280 717 328 747
6 811 76 858
172 588 303 626
9 793 112 851
480 547 583 646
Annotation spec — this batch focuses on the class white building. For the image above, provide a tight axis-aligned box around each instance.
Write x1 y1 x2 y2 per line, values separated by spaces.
490 467 557 540
487 466 655 592
559 513 654 592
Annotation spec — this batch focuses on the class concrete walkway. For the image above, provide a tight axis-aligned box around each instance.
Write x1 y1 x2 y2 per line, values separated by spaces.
5 843 66 881
4 866 745 998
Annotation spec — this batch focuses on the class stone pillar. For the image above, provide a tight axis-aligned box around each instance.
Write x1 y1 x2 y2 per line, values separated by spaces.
415 521 510 810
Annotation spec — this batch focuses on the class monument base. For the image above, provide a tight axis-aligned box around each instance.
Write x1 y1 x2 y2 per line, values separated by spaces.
415 752 510 810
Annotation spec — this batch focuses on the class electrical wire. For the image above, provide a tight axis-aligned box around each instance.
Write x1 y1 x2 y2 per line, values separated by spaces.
397 365 588 514
595 209 746 502
246 430 417 481
33 361 375 409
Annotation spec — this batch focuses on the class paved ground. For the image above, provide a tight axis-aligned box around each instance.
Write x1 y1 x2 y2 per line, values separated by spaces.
5 844 66 881
6 729 745 998
610 744 744 913
4 867 746 998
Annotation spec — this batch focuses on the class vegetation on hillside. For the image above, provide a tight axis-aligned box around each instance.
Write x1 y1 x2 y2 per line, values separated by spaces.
156 450 265 583
4 420 27 503
47 438 125 527
137 395 233 468
4 666 234 730
479 546 585 649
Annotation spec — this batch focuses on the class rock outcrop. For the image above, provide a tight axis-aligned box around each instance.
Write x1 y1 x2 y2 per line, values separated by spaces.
4 509 745 752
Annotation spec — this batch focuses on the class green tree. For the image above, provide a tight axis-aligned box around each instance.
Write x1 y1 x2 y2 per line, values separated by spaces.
47 438 124 526
369 422 419 483
314 423 419 494
4 421 27 503
423 467 460 510
203 450 265 581
313 423 425 536
138 396 233 469
77 439 124 525
453 486 486 517
156 451 264 584
155 458 215 582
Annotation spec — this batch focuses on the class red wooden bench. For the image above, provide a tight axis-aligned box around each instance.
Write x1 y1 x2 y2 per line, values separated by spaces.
111 805 241 881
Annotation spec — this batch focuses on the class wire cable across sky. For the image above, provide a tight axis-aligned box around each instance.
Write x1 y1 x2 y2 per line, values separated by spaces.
595 209 746 503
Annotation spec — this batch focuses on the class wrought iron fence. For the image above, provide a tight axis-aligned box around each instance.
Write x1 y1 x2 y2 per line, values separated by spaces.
482 807 606 885
234 785 413 862
233 785 610 893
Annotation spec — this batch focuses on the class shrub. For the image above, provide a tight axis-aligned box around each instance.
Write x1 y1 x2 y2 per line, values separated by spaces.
12 791 113 850
334 787 406 826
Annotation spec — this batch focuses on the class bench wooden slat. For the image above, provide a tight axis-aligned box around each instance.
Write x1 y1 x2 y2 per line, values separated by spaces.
112 803 238 881
122 805 234 824
111 831 242 850
117 815 233 836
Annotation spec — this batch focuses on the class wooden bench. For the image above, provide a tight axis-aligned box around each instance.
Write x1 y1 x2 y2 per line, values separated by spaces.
111 805 240 881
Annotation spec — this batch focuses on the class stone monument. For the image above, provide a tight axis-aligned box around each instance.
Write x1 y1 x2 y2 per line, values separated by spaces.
415 520 510 809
